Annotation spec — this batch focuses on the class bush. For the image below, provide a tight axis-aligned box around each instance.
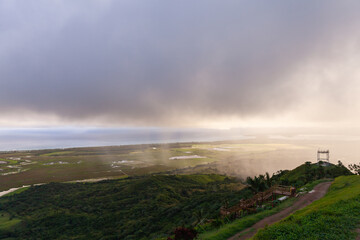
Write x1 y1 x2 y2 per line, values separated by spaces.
167 227 197 240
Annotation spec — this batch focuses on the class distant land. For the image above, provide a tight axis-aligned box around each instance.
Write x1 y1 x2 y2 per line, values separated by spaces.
2 127 360 151
1 134 360 192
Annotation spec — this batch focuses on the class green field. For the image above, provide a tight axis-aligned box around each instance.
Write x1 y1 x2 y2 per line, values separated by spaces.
41 151 74 156
0 159 18 165
0 141 318 192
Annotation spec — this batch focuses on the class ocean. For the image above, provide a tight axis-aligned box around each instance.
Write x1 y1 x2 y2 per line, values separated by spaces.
0 127 251 151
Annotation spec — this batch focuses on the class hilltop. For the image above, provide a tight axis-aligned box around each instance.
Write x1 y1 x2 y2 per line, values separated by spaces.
272 161 351 187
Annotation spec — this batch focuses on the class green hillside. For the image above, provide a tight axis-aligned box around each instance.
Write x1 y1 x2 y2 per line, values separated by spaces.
0 174 250 240
253 175 360 240
272 161 351 187
197 162 352 240
0 162 355 240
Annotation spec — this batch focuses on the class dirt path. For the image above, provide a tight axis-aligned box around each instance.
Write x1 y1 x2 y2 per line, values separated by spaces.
228 181 332 240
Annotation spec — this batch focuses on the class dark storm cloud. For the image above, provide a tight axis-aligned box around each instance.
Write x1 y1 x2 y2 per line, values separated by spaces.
1 1 360 126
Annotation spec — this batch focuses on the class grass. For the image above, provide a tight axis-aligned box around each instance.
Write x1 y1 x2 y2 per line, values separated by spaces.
66 174 129 183
41 151 74 156
299 178 333 192
0 159 17 165
176 174 227 184
167 158 216 168
0 212 21 231
198 197 297 240
253 175 360 240
1 187 30 197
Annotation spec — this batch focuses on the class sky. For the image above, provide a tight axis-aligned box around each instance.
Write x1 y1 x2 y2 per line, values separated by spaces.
1 1 360 130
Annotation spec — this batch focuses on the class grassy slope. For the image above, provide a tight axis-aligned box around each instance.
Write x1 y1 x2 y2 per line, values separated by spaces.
277 162 351 187
1 187 30 197
253 175 360 240
0 213 21 239
0 213 20 231
198 162 351 239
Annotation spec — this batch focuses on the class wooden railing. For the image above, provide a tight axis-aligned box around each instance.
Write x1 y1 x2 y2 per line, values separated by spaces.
220 185 296 216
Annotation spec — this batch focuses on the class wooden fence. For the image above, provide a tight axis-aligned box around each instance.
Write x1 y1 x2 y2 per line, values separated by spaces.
220 185 296 216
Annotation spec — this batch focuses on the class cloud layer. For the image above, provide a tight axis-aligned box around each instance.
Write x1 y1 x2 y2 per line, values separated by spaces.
1 1 360 127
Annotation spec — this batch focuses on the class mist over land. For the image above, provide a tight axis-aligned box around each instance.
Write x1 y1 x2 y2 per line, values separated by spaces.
1 127 360 184
2 1 360 174
1 0 360 197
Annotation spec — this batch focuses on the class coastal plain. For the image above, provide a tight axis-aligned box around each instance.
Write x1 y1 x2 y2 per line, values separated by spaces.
0 140 318 191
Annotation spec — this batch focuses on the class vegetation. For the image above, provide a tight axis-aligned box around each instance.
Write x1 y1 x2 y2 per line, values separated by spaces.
198 197 297 240
0 212 21 231
198 162 352 239
0 154 355 239
167 227 198 240
348 162 360 175
0 158 18 165
298 178 332 192
0 142 222 191
243 162 350 193
246 172 272 193
253 175 360 240
271 161 352 187
0 174 251 240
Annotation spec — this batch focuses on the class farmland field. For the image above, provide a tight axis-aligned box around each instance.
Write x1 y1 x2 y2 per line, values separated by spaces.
0 139 322 192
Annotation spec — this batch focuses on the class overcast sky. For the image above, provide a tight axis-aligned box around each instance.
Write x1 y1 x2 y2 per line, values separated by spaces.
1 1 360 129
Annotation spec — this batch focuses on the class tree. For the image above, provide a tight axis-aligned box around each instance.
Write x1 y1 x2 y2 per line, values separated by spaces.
265 172 272 188
193 209 206 227
348 163 360 175
317 165 325 178
304 161 313 182
246 174 269 193
337 160 344 167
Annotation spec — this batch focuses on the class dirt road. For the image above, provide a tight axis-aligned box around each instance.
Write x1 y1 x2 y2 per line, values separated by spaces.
228 181 332 240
